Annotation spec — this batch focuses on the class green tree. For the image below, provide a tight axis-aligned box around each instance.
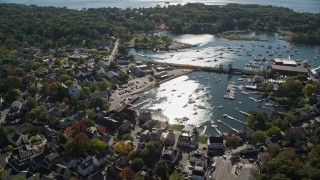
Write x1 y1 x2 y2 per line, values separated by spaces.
251 130 267 143
267 126 281 137
89 139 107 153
153 160 170 180
25 97 37 110
28 105 48 123
131 158 144 172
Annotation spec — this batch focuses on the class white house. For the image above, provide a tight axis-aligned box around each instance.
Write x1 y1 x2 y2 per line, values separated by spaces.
7 132 29 146
311 67 320 78
78 159 94 177
92 150 109 167
68 80 82 97
194 159 206 171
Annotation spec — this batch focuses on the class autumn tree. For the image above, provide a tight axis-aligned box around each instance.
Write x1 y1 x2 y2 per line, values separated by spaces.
119 167 135 180
89 139 107 153
113 141 133 156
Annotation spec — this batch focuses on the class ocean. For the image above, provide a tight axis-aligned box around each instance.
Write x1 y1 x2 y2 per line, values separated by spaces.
0 0 319 13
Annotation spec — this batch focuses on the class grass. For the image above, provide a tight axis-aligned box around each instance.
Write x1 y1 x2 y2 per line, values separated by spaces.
13 176 26 180
197 135 208 144
169 170 184 180
0 166 8 179
167 124 185 132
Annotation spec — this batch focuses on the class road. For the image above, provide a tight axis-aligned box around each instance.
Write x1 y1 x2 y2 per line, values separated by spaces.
108 39 119 66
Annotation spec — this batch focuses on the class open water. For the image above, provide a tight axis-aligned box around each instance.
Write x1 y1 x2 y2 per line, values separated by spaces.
1 0 319 13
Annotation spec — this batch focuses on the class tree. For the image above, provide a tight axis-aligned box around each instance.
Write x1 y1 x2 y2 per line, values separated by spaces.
0 125 9 148
97 125 107 135
89 139 107 153
267 126 281 137
131 158 144 172
247 111 269 130
303 83 315 96
5 88 20 102
25 97 37 110
251 130 267 144
153 160 170 180
122 133 133 141
28 105 48 123
98 78 109 91
119 167 135 180
113 141 133 156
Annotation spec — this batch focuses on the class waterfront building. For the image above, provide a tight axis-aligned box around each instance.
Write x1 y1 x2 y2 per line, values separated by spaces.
270 58 309 76
177 131 198 148
207 136 224 156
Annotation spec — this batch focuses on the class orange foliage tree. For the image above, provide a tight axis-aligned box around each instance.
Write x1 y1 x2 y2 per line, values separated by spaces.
119 167 135 180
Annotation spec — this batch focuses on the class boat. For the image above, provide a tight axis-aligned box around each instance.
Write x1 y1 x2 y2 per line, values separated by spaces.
211 124 217 128
223 114 228 117
205 77 209 80
183 104 187 108
218 106 223 109
217 119 222 123
199 76 203 78
193 112 198 115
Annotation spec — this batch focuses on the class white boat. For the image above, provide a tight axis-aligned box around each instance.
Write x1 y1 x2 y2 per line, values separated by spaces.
205 77 209 80
217 119 222 123
199 76 203 78
218 106 223 109
211 124 217 128
223 114 228 117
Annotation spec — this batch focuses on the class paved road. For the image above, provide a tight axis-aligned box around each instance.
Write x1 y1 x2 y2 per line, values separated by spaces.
108 39 119 66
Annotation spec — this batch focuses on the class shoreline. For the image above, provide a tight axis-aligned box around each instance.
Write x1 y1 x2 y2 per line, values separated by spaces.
130 68 194 96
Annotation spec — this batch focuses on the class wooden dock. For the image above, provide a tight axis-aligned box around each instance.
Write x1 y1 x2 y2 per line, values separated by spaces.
223 114 247 125
211 124 222 136
234 108 251 116
202 126 207 135
219 120 239 133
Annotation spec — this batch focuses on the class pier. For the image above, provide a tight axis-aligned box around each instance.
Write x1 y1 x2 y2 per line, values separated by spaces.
223 114 247 125
234 108 252 116
223 82 236 100
211 124 222 136
219 120 239 133
202 126 207 135
129 98 152 108
259 105 273 111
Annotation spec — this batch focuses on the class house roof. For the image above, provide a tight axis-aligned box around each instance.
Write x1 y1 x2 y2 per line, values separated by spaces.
11 132 25 142
46 152 60 162
31 151 48 164
209 136 223 144
161 147 178 162
95 150 109 160
79 159 93 169
192 170 205 176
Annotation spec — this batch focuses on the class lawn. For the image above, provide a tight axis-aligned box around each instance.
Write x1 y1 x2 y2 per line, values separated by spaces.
197 135 208 144
168 124 185 132
169 170 184 180
13 176 26 180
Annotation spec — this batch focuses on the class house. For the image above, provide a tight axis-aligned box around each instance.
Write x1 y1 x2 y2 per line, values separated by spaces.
160 129 176 146
74 69 92 78
43 152 61 170
68 54 89 61
7 131 29 146
129 65 145 77
98 117 120 131
150 128 162 141
190 151 206 164
68 80 82 97
207 136 224 156
30 151 49 170
177 131 198 148
58 117 76 128
94 66 107 77
62 157 81 169
10 145 34 166
117 120 132 135
138 110 152 124
191 170 205 180
154 71 170 80
139 130 151 143
89 91 109 101
106 71 119 80
310 67 320 78
93 150 110 167
140 166 152 180
118 57 130 65
78 159 94 177
7 100 23 119
114 156 129 170
52 164 71 180
194 159 206 171
97 60 109 69
161 147 179 164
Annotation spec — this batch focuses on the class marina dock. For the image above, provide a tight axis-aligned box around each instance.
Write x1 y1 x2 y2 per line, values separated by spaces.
219 120 239 133
223 114 247 125
223 82 236 100
202 126 207 135
259 105 273 111
211 124 222 136
234 108 251 116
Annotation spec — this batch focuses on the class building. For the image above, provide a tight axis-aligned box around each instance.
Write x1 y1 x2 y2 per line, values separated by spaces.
129 65 145 77
138 110 152 124
10 146 34 166
177 131 198 148
106 71 119 80
78 159 94 177
7 131 29 146
93 150 109 167
270 58 309 76
161 146 179 164
207 136 224 156
154 71 170 80
191 170 205 180
68 80 82 97
160 129 176 146
58 117 76 128
43 152 61 170
52 164 71 180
